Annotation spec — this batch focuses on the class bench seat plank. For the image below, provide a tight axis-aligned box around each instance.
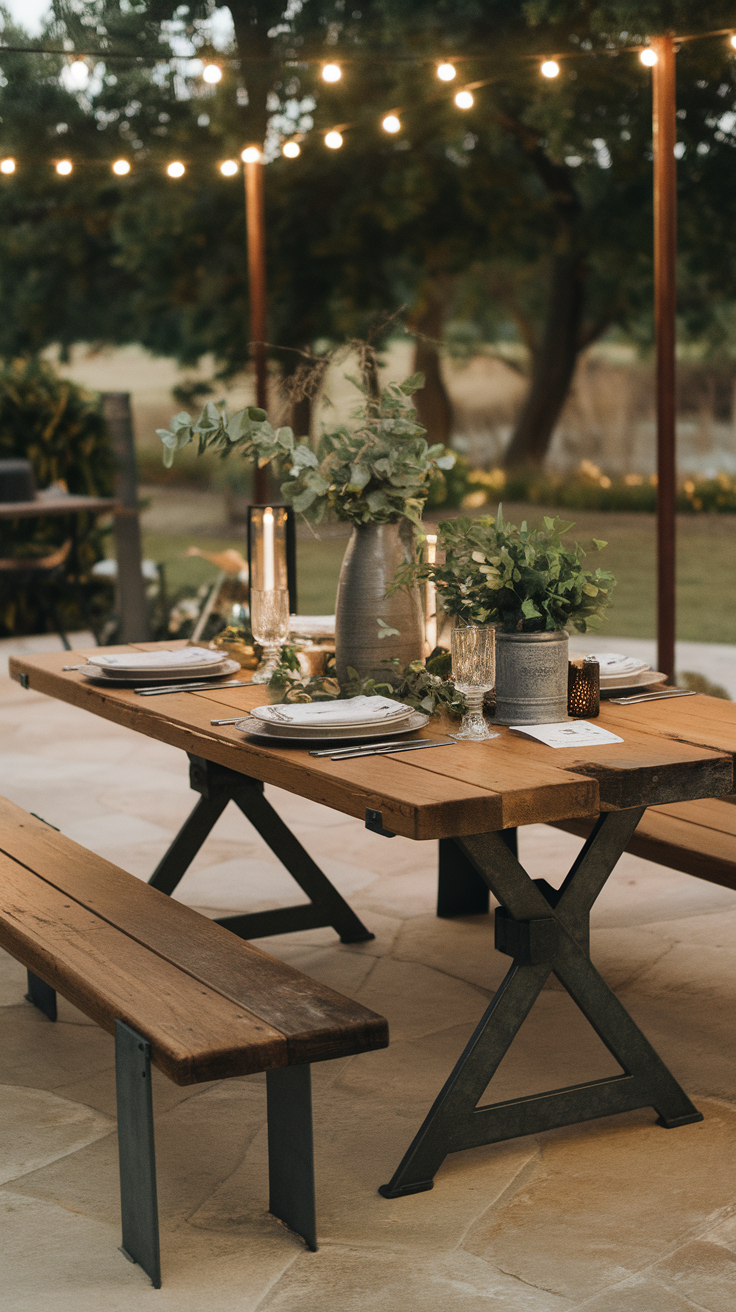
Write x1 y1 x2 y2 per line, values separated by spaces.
0 800 388 1068
0 851 287 1083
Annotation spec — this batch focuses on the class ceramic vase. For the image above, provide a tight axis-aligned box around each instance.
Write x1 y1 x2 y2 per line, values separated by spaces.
335 521 425 684
494 629 569 725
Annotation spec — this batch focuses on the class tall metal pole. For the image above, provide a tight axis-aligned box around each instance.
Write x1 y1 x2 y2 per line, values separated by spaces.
651 36 677 683
244 149 269 504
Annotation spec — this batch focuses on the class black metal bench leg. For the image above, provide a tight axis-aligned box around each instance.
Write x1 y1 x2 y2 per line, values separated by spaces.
115 1021 161 1288
267 1065 317 1252
25 970 57 1021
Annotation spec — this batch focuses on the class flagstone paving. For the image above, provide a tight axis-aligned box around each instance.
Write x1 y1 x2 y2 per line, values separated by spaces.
1 638 736 1309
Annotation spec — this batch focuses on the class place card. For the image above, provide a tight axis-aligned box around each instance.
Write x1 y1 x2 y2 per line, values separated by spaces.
509 721 623 749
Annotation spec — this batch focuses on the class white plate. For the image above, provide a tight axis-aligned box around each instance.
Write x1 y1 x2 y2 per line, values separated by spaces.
78 658 242 686
234 709 430 746
251 695 412 732
251 714 416 740
600 670 667 698
251 708 413 733
87 647 225 675
97 660 231 680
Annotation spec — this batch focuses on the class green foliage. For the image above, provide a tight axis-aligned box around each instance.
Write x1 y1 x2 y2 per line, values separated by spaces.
415 511 616 633
268 652 467 716
0 356 114 636
158 371 455 525
460 466 736 515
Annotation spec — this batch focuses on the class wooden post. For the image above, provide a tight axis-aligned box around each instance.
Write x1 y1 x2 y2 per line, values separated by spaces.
244 149 269 504
102 392 150 642
651 37 677 683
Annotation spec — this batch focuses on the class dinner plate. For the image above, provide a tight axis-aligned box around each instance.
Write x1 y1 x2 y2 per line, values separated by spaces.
78 658 242 686
600 670 667 698
250 707 413 733
234 709 430 746
87 649 226 677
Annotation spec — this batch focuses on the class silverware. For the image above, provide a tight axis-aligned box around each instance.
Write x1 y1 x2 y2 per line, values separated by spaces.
609 689 697 705
210 717 243 725
134 680 251 697
63 664 86 671
309 738 456 760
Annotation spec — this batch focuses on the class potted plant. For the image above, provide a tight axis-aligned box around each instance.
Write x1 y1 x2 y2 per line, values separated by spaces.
158 369 455 681
406 510 616 724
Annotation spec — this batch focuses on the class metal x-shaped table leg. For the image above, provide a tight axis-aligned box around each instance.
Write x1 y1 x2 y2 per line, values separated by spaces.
380 808 702 1199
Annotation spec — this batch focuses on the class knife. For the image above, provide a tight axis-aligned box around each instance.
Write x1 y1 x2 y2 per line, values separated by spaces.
609 689 696 705
309 738 456 760
134 680 251 696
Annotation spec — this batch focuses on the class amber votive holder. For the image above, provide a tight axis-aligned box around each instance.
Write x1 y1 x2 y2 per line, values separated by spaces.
567 656 600 718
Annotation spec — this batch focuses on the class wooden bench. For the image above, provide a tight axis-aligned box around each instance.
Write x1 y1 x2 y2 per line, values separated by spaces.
549 796 736 892
0 796 388 1288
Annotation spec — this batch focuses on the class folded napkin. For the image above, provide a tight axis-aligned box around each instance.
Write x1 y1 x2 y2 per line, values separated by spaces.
255 695 410 727
90 647 224 670
592 652 650 675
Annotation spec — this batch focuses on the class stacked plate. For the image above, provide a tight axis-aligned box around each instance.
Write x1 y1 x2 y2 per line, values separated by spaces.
592 652 668 697
235 694 429 745
78 647 241 686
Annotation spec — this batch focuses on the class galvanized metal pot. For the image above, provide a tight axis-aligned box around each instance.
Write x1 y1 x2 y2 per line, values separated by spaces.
494 629 569 725
335 521 424 684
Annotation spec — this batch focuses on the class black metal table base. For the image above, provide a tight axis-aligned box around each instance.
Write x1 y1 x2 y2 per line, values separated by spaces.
380 808 702 1199
148 755 374 944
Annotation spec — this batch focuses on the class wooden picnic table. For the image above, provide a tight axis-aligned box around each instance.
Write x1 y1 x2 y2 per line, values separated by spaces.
0 493 119 520
8 640 736 1199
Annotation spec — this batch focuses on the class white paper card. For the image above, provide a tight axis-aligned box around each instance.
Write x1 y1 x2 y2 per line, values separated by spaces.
509 721 624 749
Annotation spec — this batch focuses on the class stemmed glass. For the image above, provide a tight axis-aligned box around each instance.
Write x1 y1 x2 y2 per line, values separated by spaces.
250 588 290 684
451 626 500 742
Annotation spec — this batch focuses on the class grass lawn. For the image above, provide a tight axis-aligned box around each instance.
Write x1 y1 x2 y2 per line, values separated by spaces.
142 504 736 644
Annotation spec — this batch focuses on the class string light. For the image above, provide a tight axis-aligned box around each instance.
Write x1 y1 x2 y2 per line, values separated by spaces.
382 114 401 133
731 34 736 49
220 159 238 175
455 90 474 109
166 161 185 177
282 140 300 157
322 63 341 82
640 48 658 66
56 159 72 175
437 62 456 81
325 130 343 148
0 158 15 174
541 60 560 78
112 158 130 175
202 63 222 84
241 146 261 163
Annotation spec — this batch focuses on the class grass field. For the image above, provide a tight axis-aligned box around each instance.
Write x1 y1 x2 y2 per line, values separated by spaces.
142 502 736 644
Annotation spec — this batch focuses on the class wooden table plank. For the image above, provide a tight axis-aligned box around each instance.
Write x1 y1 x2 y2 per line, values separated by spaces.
0 495 119 520
9 648 734 838
0 799 388 1066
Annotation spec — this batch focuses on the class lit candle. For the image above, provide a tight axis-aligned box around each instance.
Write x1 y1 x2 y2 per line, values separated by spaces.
263 507 275 591
425 534 437 655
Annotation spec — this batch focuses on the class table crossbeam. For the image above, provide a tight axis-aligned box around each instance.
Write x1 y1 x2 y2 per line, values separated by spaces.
148 754 374 944
379 808 702 1198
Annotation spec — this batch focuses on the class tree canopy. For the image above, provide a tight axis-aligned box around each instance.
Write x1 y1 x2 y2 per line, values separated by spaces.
1 1 736 462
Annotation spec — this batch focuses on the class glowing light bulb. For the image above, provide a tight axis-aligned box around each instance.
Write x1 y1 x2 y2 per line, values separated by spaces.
437 62 456 81
731 34 736 49
541 60 560 78
220 159 238 176
241 146 261 163
322 63 341 82
112 159 130 176
640 48 658 66
56 159 72 175
202 63 222 84
166 161 185 177
0 158 15 174
282 141 300 158
324 130 343 149
455 90 473 109
382 114 401 133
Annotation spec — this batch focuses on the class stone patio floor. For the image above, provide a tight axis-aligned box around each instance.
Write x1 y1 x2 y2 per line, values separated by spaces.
1 636 736 1310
